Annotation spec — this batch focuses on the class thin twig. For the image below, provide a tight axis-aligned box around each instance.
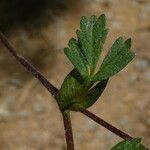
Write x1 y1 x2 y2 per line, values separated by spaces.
0 32 75 150
62 111 75 150
80 109 133 141
0 32 59 100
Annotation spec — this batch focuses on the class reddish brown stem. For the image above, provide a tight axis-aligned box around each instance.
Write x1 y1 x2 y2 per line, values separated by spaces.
0 32 75 150
80 109 133 141
62 112 75 150
0 32 59 100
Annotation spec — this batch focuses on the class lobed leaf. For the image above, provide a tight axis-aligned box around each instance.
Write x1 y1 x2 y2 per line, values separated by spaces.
93 37 135 81
64 38 89 78
77 14 108 74
60 14 135 111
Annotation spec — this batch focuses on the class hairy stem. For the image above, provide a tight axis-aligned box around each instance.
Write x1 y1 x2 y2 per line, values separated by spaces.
0 32 59 100
80 109 133 141
62 111 75 150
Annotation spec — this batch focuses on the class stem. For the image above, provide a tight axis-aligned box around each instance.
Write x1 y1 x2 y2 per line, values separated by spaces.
0 32 75 149
0 32 59 100
80 109 133 141
62 111 74 150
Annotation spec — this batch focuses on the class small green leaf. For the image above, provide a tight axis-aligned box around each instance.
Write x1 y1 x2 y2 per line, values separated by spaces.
111 138 147 150
64 38 89 78
81 78 109 108
77 14 107 74
58 69 85 111
58 69 108 110
93 37 135 81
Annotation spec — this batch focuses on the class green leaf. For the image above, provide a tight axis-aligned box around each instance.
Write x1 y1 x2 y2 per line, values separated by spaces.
77 14 108 74
64 38 89 78
60 14 135 110
81 78 109 108
58 69 108 110
58 69 85 111
93 37 135 81
111 138 147 150
80 16 88 32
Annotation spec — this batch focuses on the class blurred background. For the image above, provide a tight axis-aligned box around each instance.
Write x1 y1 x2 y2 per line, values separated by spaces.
0 0 150 149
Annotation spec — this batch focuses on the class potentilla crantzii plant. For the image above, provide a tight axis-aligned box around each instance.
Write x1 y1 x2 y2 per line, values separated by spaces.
59 14 135 111
0 14 149 150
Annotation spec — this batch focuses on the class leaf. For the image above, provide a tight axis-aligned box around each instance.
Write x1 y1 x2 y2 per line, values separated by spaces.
111 138 148 150
64 38 89 78
58 69 108 110
93 37 135 81
76 14 108 74
58 69 85 111
60 14 135 111
81 78 109 108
